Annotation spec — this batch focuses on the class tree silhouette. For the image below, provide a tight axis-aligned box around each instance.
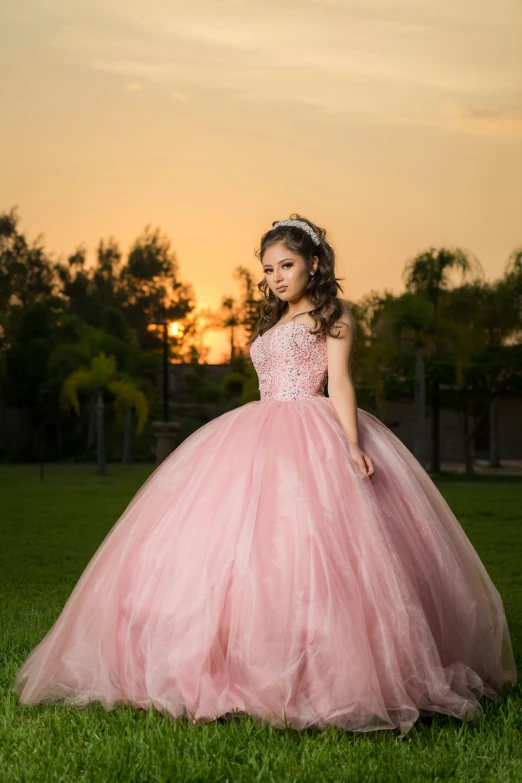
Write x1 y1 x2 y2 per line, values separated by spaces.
404 247 482 471
60 353 148 474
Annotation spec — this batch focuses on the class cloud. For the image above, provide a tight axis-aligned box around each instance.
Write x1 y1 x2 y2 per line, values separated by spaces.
124 82 143 91
6 0 522 136
442 102 522 137
465 106 522 121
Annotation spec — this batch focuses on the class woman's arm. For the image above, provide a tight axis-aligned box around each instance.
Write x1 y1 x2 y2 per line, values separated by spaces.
326 304 375 479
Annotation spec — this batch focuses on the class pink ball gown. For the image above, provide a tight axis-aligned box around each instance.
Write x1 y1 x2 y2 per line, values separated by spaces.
13 322 517 738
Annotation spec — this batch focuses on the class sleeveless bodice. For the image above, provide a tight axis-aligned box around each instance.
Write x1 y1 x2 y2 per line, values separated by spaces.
249 322 328 401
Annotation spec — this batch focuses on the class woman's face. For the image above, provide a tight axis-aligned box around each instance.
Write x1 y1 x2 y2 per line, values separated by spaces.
262 242 317 302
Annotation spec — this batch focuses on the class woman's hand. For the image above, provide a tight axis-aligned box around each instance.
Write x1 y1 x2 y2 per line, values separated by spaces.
353 447 375 479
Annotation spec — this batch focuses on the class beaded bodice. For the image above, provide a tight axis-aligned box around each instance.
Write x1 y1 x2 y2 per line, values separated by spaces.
249 322 328 401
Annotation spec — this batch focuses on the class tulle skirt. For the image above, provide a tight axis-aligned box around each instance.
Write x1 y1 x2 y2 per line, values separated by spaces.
13 396 517 737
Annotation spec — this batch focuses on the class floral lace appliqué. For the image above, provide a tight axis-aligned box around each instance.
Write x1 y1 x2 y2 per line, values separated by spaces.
249 323 328 401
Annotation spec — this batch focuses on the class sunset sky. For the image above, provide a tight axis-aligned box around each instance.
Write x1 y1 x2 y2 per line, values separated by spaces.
2 0 521 362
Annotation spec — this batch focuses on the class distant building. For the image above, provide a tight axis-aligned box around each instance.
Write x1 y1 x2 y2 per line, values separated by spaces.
370 392 521 462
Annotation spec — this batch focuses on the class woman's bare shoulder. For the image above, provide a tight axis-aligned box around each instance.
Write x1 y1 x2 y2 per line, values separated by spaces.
331 300 356 338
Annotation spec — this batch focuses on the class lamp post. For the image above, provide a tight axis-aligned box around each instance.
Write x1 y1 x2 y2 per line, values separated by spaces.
162 320 168 422
148 317 171 422
148 316 179 463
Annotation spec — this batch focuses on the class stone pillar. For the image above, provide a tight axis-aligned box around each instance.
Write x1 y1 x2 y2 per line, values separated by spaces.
151 421 180 465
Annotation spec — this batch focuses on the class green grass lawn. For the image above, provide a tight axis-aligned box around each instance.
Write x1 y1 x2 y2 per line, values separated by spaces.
1 463 521 783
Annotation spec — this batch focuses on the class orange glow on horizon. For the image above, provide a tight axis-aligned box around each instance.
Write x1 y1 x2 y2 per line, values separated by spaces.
1 0 520 371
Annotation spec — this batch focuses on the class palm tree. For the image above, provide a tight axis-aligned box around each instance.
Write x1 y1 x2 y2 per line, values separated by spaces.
404 247 482 472
110 378 149 463
435 253 521 473
49 311 154 457
48 317 103 450
60 353 148 473
221 297 242 363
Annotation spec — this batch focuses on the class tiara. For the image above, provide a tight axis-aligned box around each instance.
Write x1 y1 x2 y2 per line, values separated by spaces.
272 219 321 246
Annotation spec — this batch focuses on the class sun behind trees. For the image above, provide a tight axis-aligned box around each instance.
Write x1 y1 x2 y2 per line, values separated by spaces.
0 207 199 471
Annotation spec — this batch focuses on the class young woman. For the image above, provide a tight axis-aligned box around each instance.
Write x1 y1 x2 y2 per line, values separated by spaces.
13 215 517 738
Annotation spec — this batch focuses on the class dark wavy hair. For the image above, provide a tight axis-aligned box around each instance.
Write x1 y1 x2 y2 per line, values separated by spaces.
251 213 346 341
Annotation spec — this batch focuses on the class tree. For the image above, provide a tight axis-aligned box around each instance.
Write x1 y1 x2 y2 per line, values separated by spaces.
0 207 58 355
220 296 242 363
404 247 482 472
347 293 391 412
60 353 148 474
442 252 522 471
234 265 263 343
56 224 199 363
49 310 156 459
2 298 64 473
55 237 127 329
204 266 263 364
120 225 195 350
378 293 435 467
110 378 149 463
171 310 212 364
